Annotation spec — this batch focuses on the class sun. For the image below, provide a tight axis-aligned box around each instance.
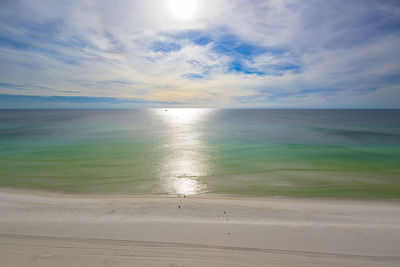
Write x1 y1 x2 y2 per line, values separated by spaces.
168 0 198 20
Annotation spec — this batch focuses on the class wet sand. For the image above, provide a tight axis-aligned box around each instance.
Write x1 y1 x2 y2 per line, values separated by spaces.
0 189 399 266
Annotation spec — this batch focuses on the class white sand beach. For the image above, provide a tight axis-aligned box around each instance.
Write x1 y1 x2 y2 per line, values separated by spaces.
0 189 399 266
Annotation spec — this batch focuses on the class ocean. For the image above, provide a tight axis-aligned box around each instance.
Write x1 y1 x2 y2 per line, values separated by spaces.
1 109 399 198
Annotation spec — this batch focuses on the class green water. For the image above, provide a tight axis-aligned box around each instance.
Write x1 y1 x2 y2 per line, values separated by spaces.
1 109 399 198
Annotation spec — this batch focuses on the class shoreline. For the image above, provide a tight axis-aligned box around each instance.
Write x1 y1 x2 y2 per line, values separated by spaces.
1 186 399 203
1 187 400 266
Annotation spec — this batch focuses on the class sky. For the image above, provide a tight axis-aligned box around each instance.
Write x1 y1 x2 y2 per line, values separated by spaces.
0 0 400 108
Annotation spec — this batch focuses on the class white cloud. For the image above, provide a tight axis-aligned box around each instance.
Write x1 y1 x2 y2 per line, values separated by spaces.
0 0 399 107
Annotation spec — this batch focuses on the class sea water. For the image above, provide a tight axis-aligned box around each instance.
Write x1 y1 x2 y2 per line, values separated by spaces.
0 109 399 198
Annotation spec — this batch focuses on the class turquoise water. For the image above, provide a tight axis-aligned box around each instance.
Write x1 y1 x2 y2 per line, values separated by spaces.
1 109 400 198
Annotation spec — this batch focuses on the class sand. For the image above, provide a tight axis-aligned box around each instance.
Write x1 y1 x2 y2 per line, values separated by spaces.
0 189 399 266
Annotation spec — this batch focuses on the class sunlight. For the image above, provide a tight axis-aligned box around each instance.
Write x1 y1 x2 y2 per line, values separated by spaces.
161 108 209 124
155 108 211 195
173 176 206 195
168 0 198 20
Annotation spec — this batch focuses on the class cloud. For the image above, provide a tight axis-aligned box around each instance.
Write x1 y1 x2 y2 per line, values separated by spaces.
0 0 399 108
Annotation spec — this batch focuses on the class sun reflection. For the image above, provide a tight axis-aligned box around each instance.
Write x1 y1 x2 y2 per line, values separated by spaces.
160 108 209 124
155 108 211 195
173 177 206 195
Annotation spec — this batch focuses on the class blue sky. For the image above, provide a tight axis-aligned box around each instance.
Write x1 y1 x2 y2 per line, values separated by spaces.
0 0 400 108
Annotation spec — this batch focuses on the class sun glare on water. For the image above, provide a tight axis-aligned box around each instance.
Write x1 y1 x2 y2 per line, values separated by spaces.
155 108 211 195
168 0 198 20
